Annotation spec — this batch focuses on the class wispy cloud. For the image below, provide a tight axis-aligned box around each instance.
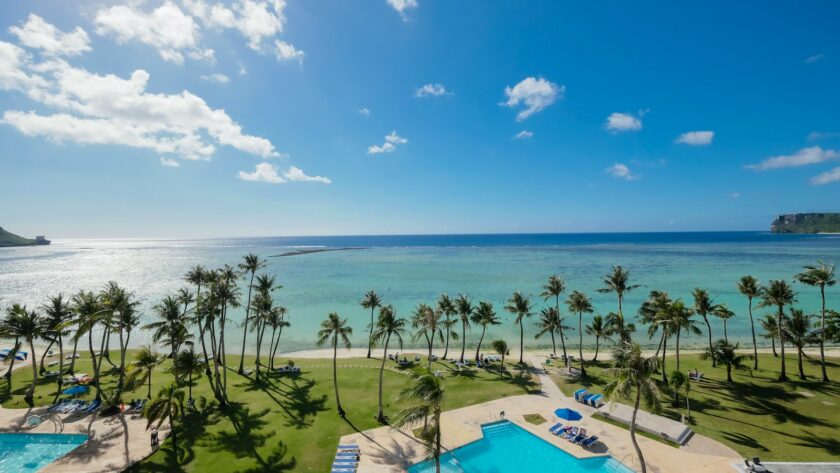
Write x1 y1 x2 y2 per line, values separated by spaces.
160 157 180 167
238 163 331 184
387 0 418 20
368 131 407 154
729 192 741 198
9 14 91 57
805 54 826 64
502 77 563 121
807 131 840 141
676 130 714 146
414 83 450 98
604 112 642 133
275 40 304 64
357 107 371 116
745 146 839 171
514 130 533 140
605 163 640 180
811 167 840 185
201 73 230 84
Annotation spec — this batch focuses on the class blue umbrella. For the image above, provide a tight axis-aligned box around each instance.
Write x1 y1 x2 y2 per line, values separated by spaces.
554 408 582 421
62 385 89 396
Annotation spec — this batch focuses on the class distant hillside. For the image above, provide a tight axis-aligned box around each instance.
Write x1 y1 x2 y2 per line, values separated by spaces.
0 227 50 247
771 213 840 233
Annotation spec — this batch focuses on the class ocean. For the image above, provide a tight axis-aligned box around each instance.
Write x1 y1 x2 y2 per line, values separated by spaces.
1 232 838 353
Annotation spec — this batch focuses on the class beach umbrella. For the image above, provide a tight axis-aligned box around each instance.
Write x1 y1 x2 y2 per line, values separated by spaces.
554 408 582 421
62 385 89 396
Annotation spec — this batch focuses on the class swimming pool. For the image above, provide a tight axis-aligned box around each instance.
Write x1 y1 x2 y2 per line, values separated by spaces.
0 433 88 472
408 420 634 473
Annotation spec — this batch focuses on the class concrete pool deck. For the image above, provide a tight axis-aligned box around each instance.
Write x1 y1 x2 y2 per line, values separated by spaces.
339 355 740 473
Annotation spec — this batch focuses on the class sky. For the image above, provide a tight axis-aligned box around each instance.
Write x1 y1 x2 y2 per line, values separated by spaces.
1 0 839 238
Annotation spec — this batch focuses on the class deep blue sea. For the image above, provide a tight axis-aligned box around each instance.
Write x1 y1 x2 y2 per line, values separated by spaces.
1 232 838 352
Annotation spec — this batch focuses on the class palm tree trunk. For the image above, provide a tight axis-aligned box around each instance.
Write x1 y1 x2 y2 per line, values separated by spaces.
220 305 228 401
39 340 55 375
147 368 153 398
271 325 284 369
555 295 568 361
268 325 277 371
549 330 556 357
377 333 391 423
428 332 435 370
55 336 64 402
819 286 829 382
703 316 715 367
593 336 600 362
434 408 442 473
26 339 38 402
661 333 668 383
726 362 732 383
676 331 681 372
88 330 100 401
771 336 777 357
333 337 344 416
777 305 787 382
798 348 806 380
578 312 586 377
255 320 263 381
631 385 647 473
104 327 116 368
654 333 663 361
443 316 450 359
748 298 758 370
518 319 524 364
3 338 18 383
198 320 211 376
367 308 375 359
239 271 256 374
499 353 505 379
460 319 467 363
188 369 193 401
475 326 486 363
685 385 691 420
69 336 80 375
118 329 126 392
723 320 729 345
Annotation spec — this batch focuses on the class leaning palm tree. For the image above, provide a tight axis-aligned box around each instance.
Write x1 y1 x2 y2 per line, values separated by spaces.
4 306 42 403
185 265 212 373
146 296 187 360
130 346 163 399
604 342 660 473
392 367 445 473
534 307 565 359
361 290 383 359
668 370 691 422
540 275 569 360
39 294 72 399
238 254 266 374
638 290 672 364
702 340 752 383
692 288 717 367
436 294 457 359
454 295 473 363
759 280 796 381
566 291 592 377
505 291 533 364
411 304 443 369
784 309 814 380
491 339 509 379
0 305 26 387
174 348 203 402
471 302 500 363
372 305 405 423
585 315 609 361
317 312 353 417
713 304 735 344
760 314 780 357
795 262 835 382
737 275 761 370
144 383 185 461
669 300 701 372
597 265 640 340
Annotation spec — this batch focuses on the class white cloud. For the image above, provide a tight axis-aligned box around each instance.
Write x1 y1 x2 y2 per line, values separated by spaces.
676 130 714 146
605 163 640 180
729 192 741 198
745 146 839 171
387 0 418 20
93 2 202 64
358 107 370 116
237 62 248 76
805 54 826 64
201 73 230 84
9 14 91 57
185 0 287 51
275 40 304 63
415 83 449 98
238 162 330 184
502 77 563 121
811 167 840 185
161 157 180 167
368 131 407 154
515 130 533 140
605 112 642 132
807 131 840 141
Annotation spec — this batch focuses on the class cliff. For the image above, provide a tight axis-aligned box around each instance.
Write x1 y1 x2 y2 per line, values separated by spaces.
0 227 51 247
771 213 840 233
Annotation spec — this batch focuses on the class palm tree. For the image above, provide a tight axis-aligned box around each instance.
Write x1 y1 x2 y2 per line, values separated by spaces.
472 302 500 363
185 265 212 374
238 254 266 374
454 295 473 363
250 274 280 380
702 340 752 383
535 308 566 359
638 290 672 368
0 305 26 387
130 346 163 399
372 305 405 423
39 295 72 398
566 291 592 377
585 315 609 361
713 304 735 344
267 306 290 370
393 367 445 473
214 265 242 404
411 304 443 369
669 300 701 372
4 306 42 403
505 291 533 364
73 291 107 401
541 275 569 360
361 290 383 359
759 280 796 381
174 348 203 403
760 314 780 357
491 339 509 379
436 294 457 359
795 262 835 382
144 383 185 460
784 309 814 380
692 288 717 367
317 313 353 417
737 275 761 370
668 370 691 422
604 342 660 473
597 265 640 340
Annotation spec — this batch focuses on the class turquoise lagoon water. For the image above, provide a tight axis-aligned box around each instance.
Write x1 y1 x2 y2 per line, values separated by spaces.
408 420 633 473
0 232 838 352
0 433 87 472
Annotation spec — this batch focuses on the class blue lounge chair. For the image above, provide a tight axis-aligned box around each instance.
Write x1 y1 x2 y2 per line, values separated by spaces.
548 422 563 434
563 427 579 440
580 436 599 448
580 393 595 405
573 388 587 401
588 394 604 407
570 432 587 443
337 444 360 451
84 399 101 413
335 454 359 461
47 399 68 412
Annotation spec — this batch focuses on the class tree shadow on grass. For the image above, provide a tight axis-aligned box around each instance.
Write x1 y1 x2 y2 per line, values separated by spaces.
237 374 327 429
789 430 840 456
237 442 297 473
202 403 271 459
719 431 770 453
504 371 540 394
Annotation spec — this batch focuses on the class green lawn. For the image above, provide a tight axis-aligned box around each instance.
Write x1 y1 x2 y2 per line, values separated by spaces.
547 352 840 462
1 350 538 472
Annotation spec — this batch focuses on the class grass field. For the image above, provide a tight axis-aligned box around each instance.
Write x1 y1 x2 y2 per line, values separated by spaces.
1 350 538 472
547 352 840 462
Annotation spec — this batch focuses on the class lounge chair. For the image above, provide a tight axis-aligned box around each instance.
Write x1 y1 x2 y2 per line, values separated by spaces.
44 370 60 378
430 355 438 361
414 355 420 362
580 436 599 448
569 429 587 443
588 394 604 407
563 427 579 440
131 399 147 413
331 469 356 473
573 388 588 402
243 369 254 376
334 453 359 461
579 393 595 405
548 422 563 434
336 444 360 452
47 399 69 412
84 399 101 413
47 360 59 367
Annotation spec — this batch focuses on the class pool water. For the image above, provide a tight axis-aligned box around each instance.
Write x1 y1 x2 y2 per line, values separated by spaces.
0 433 88 472
408 421 634 473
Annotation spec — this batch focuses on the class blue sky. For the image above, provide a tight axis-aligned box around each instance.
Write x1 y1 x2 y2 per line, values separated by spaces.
1 0 839 238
